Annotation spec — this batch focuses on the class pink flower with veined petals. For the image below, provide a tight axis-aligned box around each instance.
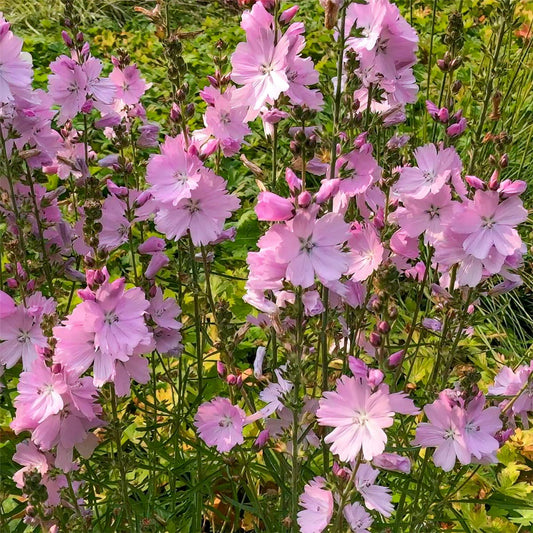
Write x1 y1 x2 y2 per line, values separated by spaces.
0 18 33 103
297 476 333 533
354 463 394 517
154 170 240 245
146 134 203 206
12 440 50 488
464 394 502 460
231 28 290 117
317 375 395 461
109 63 149 106
343 502 373 532
53 275 150 386
14 359 67 423
489 364 533 425
48 56 88 123
347 223 384 281
200 85 250 157
392 185 456 244
394 143 459 199
412 392 470 471
194 397 247 452
274 210 350 288
0 306 47 370
451 189 527 259
337 148 381 197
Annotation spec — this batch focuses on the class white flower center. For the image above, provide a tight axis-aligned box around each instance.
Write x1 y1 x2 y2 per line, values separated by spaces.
218 415 233 428
104 311 119 324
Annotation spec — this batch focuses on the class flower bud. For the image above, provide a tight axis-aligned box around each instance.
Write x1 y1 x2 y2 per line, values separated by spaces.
254 429 270 448
217 361 227 378
499 153 509 168
6 278 18 288
488 169 500 191
465 175 486 190
387 350 404 368
297 190 312 208
144 252 169 279
256 192 294 221
61 30 73 47
377 321 390 334
138 236 166 255
369 331 382 347
280 5 299 24
226 374 237 386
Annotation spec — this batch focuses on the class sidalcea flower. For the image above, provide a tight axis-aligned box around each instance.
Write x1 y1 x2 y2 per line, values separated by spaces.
199 85 250 156
394 143 460 199
0 17 33 103
11 362 102 471
343 502 373 532
194 397 247 452
297 477 334 533
373 452 411 473
53 273 151 386
154 170 240 245
464 394 502 460
392 185 456 244
317 375 395 461
451 189 527 260
489 364 533 425
14 359 67 423
231 27 290 117
274 210 350 288
0 306 47 370
255 191 294 221
412 392 470 471
354 463 394 517
146 134 203 206
109 63 149 106
347 223 384 281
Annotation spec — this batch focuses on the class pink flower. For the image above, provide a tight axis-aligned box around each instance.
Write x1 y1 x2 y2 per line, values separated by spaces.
231 27 290 116
255 191 294 221
12 440 49 488
412 392 470 471
114 354 150 397
275 211 350 288
0 290 16 317
200 85 250 156
373 452 411 473
302 290 325 316
392 185 456 244
14 359 67 423
489 364 533 424
464 394 502 460
148 287 182 330
394 144 459 199
194 397 247 452
347 223 384 281
343 502 373 532
451 190 527 259
0 306 47 369
259 367 293 417
154 170 240 245
109 63 149 105
146 135 203 206
337 148 381 197
354 463 394 517
317 375 395 461
54 275 150 386
297 477 333 533
0 19 32 103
